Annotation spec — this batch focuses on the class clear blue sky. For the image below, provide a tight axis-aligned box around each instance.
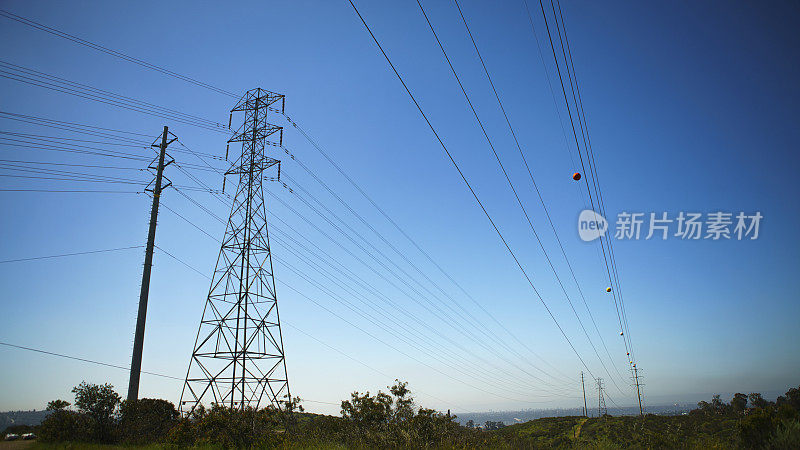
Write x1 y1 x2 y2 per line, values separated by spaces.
1 0 798 415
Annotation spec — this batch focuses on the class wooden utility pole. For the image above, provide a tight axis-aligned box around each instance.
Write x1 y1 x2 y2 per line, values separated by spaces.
127 126 173 402
633 364 644 416
581 371 588 417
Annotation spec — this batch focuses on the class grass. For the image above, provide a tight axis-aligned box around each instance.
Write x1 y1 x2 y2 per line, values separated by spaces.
493 414 740 449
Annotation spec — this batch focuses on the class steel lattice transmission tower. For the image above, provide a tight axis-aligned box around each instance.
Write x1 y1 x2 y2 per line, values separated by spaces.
597 378 607 417
180 88 290 414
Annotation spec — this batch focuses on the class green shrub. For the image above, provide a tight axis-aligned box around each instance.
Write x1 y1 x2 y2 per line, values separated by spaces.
739 407 777 448
38 409 96 442
118 398 178 444
166 404 284 448
770 419 800 450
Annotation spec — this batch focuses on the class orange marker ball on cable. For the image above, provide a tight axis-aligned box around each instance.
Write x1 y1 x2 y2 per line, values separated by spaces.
572 172 581 181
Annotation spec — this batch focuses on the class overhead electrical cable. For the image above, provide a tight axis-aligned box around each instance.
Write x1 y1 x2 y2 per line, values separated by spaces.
0 62 230 133
551 0 636 364
0 245 143 264
346 0 599 382
0 9 238 97
415 0 622 392
166 140 577 388
451 0 628 391
159 199 576 403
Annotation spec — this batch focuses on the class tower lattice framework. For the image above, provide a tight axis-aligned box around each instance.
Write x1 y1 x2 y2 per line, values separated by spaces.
180 88 290 414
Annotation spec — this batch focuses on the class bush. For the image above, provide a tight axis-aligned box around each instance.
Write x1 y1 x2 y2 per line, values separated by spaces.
118 398 178 444
336 380 468 448
38 409 96 443
770 419 800 449
166 404 284 448
739 407 778 448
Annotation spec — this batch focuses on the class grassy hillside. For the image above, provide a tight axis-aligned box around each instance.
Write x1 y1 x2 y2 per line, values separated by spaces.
492 414 739 448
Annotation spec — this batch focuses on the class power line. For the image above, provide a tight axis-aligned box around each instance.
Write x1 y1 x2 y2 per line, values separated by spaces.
347 0 597 381
416 0 623 393
0 245 143 264
0 9 238 98
167 148 547 390
276 147 573 384
0 158 142 170
451 0 627 393
0 340 388 411
551 0 636 364
0 188 140 193
153 244 479 412
0 2 637 407
0 110 153 139
168 183 577 396
0 60 222 127
0 131 149 148
529 0 638 406
0 341 181 380
163 182 579 399
157 198 566 405
280 118 573 383
0 62 230 134
537 0 635 363
531 0 634 369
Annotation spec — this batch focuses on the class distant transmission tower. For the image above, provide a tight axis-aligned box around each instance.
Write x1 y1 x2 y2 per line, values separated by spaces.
180 88 290 414
597 378 607 417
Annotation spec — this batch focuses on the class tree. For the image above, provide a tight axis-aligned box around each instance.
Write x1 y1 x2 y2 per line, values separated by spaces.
46 399 70 411
389 380 414 424
731 393 748 413
776 385 800 411
466 419 474 429
749 393 770 409
695 400 712 415
339 380 463 447
341 390 393 430
71 382 121 442
710 394 726 414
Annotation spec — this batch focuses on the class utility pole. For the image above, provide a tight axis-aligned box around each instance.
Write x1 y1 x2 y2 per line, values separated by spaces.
597 377 607 417
581 372 587 417
632 364 644 416
127 126 174 403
